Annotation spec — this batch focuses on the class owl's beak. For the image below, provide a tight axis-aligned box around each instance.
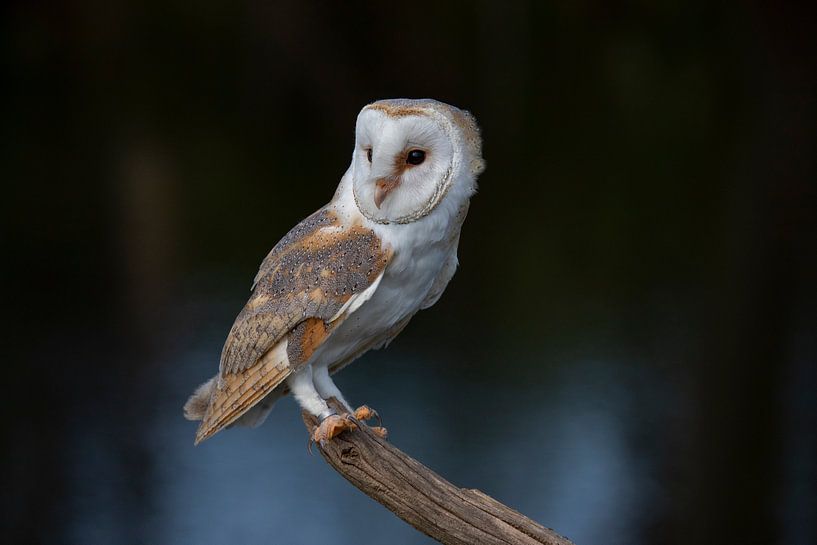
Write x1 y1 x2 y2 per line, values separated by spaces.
374 177 400 209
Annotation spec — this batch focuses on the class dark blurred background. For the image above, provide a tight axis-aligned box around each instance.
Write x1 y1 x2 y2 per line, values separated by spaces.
3 1 816 544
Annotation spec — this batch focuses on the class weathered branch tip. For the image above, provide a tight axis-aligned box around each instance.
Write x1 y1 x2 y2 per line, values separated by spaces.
303 400 574 545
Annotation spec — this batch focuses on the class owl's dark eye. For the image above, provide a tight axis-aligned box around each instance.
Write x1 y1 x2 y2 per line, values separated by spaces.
366 148 373 162
406 149 426 165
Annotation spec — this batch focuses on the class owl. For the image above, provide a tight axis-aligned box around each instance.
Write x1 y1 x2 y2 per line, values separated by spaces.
184 98 485 445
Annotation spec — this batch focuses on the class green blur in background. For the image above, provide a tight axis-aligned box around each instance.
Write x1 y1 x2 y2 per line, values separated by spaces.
3 2 816 545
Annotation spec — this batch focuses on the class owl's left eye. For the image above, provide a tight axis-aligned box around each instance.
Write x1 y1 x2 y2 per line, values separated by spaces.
366 148 373 163
406 149 426 165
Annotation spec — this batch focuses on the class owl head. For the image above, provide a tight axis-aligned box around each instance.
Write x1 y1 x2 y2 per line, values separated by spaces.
350 99 485 225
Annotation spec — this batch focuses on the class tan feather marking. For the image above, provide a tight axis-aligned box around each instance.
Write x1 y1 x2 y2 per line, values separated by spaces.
286 317 330 368
195 341 290 444
366 103 427 118
393 157 408 176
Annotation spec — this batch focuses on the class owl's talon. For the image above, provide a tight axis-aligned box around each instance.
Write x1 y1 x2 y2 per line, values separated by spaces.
370 426 389 439
312 413 357 447
354 405 381 426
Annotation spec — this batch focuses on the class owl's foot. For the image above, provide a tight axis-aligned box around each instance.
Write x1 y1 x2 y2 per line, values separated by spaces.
370 426 389 439
353 405 381 426
353 405 388 439
311 413 357 449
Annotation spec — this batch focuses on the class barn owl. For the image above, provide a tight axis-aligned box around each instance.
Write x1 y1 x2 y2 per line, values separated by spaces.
184 98 485 446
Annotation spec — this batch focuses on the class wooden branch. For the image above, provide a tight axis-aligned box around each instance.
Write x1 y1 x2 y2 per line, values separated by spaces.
303 401 574 545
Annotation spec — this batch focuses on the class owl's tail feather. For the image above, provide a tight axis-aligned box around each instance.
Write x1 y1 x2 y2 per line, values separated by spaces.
184 376 216 421
183 374 287 428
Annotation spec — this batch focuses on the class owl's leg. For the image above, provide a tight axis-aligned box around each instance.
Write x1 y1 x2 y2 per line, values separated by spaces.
287 365 332 418
312 363 353 413
287 365 356 447
312 364 387 439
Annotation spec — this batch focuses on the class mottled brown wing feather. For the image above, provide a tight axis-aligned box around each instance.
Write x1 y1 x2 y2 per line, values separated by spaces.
195 342 290 444
194 207 391 443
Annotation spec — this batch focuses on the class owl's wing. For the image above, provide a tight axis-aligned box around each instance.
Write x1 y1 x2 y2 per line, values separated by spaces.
195 208 391 444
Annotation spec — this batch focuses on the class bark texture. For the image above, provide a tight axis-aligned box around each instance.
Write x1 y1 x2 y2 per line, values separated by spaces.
303 404 574 545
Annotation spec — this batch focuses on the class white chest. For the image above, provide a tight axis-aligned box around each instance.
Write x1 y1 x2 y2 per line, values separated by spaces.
314 221 458 368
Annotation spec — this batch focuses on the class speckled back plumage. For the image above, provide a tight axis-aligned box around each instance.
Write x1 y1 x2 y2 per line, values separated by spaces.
221 208 388 374
192 209 390 443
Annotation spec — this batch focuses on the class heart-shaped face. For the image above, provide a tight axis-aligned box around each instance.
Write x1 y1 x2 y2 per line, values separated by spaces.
351 99 484 225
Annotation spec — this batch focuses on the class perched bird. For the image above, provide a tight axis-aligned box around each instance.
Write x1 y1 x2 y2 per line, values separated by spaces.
184 98 485 445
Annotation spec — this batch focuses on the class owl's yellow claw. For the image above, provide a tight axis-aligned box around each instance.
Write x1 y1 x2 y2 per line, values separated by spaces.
353 405 381 426
369 426 389 439
312 413 357 448
352 406 387 439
